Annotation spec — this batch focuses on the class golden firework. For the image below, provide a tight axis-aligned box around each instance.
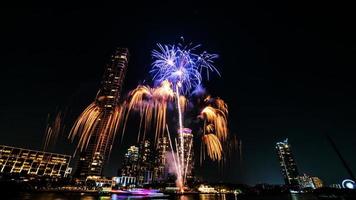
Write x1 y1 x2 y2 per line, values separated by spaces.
202 134 222 161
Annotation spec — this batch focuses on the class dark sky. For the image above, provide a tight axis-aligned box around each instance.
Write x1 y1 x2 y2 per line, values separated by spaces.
1 3 356 186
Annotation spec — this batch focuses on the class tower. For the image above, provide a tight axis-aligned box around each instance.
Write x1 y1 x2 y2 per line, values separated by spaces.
119 140 154 186
120 145 139 177
276 138 299 186
137 140 153 185
154 136 170 182
178 128 194 182
74 48 129 179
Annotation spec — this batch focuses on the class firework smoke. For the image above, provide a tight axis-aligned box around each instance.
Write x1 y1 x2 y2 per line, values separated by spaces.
64 41 231 192
149 41 224 191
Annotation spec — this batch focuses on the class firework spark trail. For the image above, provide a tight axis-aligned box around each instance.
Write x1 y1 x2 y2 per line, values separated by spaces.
68 103 123 157
43 123 53 151
175 83 185 189
150 41 222 191
202 134 223 161
179 95 187 114
200 98 228 141
205 96 228 114
42 111 63 151
95 106 123 159
122 41 224 191
166 124 180 180
151 43 219 95
68 103 100 155
175 138 183 189
196 97 229 163
122 81 174 143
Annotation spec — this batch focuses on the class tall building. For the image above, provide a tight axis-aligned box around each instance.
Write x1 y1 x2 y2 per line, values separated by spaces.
137 140 154 185
178 128 194 182
276 138 299 186
119 140 155 186
120 145 139 177
154 136 170 182
75 48 129 179
0 145 71 177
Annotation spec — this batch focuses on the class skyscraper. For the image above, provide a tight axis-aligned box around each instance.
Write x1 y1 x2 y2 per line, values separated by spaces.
154 136 170 182
119 140 154 186
178 128 194 182
120 145 139 177
137 140 153 185
74 48 129 179
276 138 299 186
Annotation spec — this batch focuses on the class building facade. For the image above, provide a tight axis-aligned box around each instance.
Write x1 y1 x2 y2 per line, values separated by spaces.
0 145 71 177
276 138 299 186
137 140 153 184
178 128 194 182
120 145 139 177
113 176 137 187
119 140 155 186
75 48 129 179
153 136 170 182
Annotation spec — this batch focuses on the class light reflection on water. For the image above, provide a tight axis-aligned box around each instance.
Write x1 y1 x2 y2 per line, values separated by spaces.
7 192 316 200
109 194 231 200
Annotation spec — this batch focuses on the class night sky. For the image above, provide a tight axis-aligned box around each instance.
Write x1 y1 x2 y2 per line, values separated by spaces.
1 4 356 186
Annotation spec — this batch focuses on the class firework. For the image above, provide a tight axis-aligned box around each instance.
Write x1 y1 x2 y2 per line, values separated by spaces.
223 134 240 163
122 80 174 142
68 103 123 156
120 41 227 192
150 41 221 191
42 111 63 151
202 134 222 161
200 98 228 141
151 43 219 95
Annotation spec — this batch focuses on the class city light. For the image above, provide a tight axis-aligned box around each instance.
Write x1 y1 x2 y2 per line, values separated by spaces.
68 48 129 178
342 179 356 189
3 5 356 200
150 41 226 191
120 41 229 192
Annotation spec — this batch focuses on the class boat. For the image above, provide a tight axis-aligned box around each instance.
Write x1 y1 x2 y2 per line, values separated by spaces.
110 188 168 198
111 189 132 195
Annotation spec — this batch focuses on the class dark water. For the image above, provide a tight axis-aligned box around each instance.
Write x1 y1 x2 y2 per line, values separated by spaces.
2 192 319 200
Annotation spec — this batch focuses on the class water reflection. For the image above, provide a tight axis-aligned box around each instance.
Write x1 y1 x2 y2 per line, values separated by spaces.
80 195 96 200
290 193 318 200
10 192 324 200
101 194 232 200
99 196 111 200
109 194 168 200
199 194 228 200
179 195 190 200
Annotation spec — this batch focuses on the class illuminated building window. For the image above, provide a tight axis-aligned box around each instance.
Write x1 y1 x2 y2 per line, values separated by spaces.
0 145 71 178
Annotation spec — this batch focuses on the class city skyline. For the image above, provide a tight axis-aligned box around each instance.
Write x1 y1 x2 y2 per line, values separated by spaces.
1 5 356 186
72 47 129 179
